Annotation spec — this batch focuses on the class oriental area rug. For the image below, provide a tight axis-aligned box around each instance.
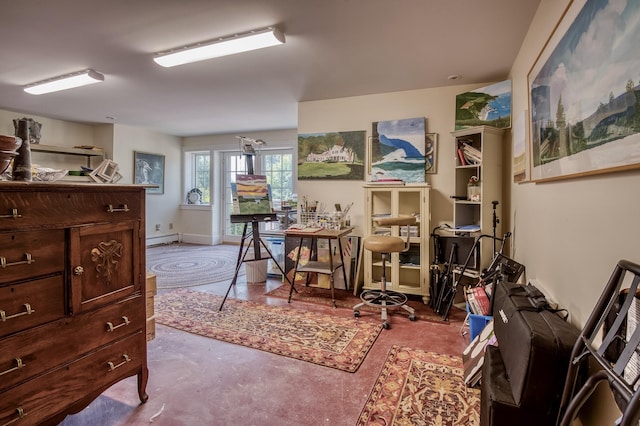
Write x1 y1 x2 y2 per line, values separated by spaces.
147 243 244 289
155 289 382 372
357 345 480 425
265 284 466 325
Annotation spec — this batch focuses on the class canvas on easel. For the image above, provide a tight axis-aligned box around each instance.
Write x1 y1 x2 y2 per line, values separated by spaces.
231 174 273 215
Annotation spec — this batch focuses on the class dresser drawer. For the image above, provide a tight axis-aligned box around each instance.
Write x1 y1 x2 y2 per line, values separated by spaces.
0 332 145 426
0 189 141 230
0 295 144 392
0 275 65 338
0 229 64 284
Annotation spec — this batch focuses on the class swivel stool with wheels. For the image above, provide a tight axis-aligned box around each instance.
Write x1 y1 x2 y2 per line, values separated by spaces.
353 215 417 329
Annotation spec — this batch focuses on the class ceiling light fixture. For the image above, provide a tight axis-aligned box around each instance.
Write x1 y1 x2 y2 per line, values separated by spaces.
153 27 285 68
24 69 104 95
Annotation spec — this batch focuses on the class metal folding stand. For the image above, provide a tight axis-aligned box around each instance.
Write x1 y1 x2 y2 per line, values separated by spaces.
557 260 640 426
218 213 296 311
439 232 511 321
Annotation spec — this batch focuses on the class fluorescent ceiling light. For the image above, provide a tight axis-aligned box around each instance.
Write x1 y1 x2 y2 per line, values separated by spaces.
154 27 285 68
24 69 104 95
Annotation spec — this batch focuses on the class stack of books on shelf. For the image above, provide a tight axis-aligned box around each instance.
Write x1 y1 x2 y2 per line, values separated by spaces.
466 286 491 316
457 141 482 165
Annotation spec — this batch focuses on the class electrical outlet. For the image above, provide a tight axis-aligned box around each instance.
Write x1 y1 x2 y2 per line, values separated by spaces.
169 223 173 230
155 224 160 231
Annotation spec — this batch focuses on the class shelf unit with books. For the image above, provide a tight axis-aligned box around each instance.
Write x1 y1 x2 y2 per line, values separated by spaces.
363 183 431 303
451 126 504 271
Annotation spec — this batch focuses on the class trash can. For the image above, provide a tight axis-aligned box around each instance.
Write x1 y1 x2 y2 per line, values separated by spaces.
244 246 268 283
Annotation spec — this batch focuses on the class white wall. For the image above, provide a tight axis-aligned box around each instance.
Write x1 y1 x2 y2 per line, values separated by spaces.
510 0 640 327
0 109 103 170
298 83 484 238
112 124 182 244
509 1 637 423
0 109 95 147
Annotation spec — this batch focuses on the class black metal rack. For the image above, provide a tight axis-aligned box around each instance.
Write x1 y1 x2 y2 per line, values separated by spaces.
558 259 640 426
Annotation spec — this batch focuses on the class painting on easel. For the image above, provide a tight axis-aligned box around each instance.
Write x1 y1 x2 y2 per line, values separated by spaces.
231 174 273 214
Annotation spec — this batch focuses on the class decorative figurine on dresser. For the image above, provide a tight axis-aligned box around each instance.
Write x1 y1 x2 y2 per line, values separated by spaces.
0 182 149 425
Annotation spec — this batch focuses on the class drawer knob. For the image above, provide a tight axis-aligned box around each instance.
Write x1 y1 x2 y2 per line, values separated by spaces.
0 304 35 322
1 407 26 426
73 266 85 275
107 354 131 372
0 357 26 377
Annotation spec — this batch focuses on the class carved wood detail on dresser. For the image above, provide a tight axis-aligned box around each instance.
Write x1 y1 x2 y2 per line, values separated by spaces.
0 183 148 426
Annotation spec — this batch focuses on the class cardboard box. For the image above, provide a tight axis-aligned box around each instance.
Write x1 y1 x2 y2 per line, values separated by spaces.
146 315 156 342
146 272 157 296
145 272 157 342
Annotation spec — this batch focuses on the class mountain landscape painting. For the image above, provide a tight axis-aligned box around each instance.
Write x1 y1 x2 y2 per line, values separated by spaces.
529 0 640 181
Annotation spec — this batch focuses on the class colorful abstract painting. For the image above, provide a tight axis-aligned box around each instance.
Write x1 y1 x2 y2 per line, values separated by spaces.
370 117 426 183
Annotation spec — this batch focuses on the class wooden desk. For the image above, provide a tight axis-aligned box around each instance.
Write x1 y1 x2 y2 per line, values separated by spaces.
284 227 354 307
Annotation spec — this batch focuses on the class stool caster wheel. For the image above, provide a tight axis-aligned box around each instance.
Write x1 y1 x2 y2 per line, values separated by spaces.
382 322 390 330
354 310 360 318
409 315 417 321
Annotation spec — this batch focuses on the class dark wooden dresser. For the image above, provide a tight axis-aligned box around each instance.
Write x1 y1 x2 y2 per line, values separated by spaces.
0 182 148 425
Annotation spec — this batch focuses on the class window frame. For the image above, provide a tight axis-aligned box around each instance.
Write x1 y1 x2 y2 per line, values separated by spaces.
183 149 212 206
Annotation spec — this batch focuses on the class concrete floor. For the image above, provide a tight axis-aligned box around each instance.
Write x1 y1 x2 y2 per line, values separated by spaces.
60 276 470 426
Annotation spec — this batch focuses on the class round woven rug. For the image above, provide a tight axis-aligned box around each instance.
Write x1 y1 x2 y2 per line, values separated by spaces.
147 243 245 289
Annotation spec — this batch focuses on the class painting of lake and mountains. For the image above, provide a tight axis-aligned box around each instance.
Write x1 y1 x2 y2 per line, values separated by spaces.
298 131 365 180
371 117 426 183
529 0 640 180
455 80 512 130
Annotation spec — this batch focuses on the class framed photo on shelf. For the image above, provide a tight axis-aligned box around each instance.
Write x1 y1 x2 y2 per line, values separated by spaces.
528 0 640 182
134 151 164 194
89 159 119 184
98 159 119 181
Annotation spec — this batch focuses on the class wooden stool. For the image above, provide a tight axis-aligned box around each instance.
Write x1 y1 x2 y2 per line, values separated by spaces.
353 215 417 329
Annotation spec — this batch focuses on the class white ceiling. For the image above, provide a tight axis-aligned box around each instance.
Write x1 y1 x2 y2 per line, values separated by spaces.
0 0 540 137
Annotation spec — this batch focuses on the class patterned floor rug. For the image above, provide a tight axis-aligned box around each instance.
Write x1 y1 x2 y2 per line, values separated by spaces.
357 345 480 425
265 284 467 325
147 243 245 288
155 289 382 372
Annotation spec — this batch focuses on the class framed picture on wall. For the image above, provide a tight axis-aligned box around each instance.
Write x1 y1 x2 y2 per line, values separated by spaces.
370 117 426 183
425 133 438 174
528 0 640 182
512 110 529 183
297 131 366 180
134 151 164 194
455 80 512 130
